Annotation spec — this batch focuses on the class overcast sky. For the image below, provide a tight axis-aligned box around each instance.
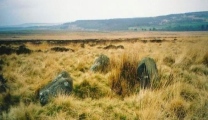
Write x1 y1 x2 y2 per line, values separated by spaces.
0 0 208 26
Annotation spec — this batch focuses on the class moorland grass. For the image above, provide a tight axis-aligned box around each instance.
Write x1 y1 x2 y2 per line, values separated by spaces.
0 33 208 119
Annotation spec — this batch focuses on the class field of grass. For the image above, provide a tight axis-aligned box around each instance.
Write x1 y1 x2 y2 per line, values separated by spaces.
0 31 208 40
0 31 208 119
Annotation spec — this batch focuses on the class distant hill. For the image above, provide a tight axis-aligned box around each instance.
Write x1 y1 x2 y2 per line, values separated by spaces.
1 11 208 31
60 11 208 31
0 23 59 31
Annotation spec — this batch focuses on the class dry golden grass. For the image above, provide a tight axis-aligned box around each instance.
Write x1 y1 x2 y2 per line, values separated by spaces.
1 31 208 40
0 31 208 119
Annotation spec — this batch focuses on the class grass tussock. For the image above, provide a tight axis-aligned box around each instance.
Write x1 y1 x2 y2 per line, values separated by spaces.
190 64 208 75
73 80 106 99
109 50 140 96
0 32 208 119
168 99 187 120
163 56 175 66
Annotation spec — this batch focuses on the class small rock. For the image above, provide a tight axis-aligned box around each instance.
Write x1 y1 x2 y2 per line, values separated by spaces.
90 54 110 72
39 71 73 105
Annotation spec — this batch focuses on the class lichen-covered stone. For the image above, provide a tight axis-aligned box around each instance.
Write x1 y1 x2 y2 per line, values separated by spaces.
39 71 73 105
137 57 158 89
90 54 109 72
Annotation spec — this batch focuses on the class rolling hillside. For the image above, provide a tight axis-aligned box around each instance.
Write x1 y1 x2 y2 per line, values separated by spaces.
1 11 208 31
60 11 208 31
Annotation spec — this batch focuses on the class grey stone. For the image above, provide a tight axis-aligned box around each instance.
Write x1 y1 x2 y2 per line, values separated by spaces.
137 57 158 89
90 54 109 72
39 71 73 105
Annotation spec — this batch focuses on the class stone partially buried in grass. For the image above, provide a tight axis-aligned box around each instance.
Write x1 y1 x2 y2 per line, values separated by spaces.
90 54 110 72
39 71 73 105
137 57 158 89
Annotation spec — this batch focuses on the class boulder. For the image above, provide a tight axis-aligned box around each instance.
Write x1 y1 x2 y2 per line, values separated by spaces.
39 71 73 105
90 54 109 72
137 57 158 89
